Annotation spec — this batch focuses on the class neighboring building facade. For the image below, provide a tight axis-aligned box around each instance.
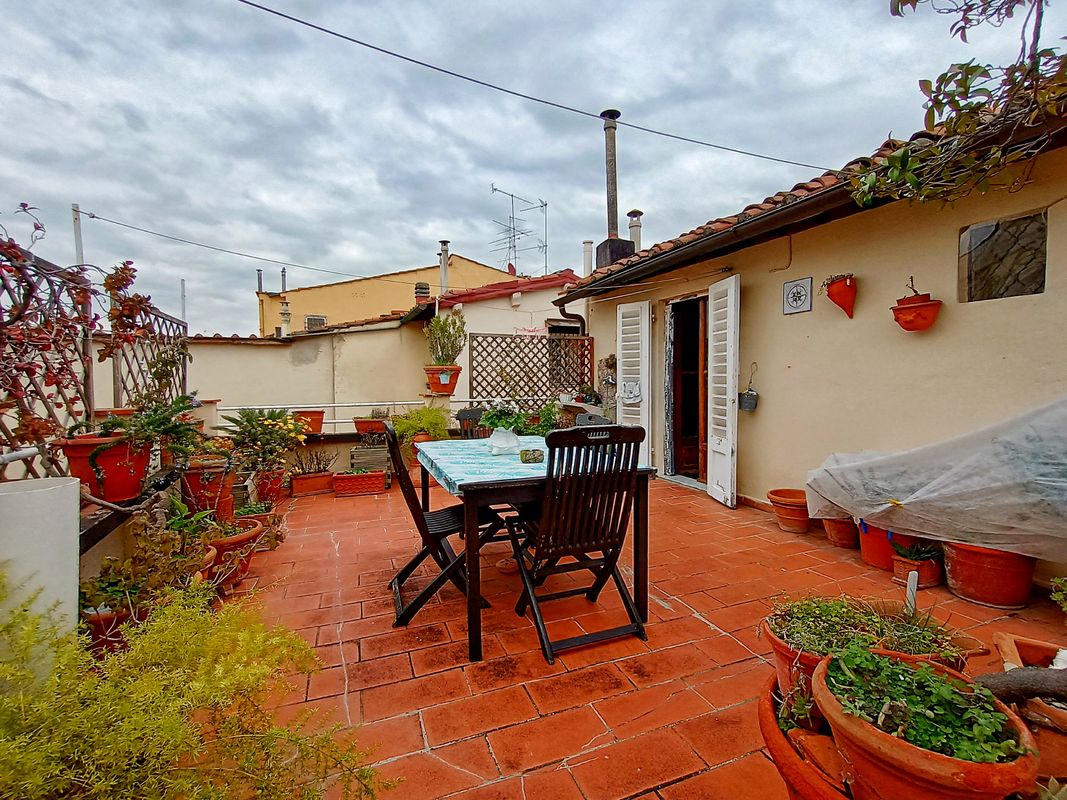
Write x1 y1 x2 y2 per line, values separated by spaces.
256 254 512 336
192 269 584 426
557 133 1067 510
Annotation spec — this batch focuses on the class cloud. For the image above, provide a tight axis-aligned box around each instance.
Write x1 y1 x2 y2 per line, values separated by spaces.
3 0 1062 335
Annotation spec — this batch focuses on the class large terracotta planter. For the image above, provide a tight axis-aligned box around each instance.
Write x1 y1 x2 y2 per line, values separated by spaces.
892 555 942 589
253 468 286 504
993 631 1067 780
758 673 848 799
812 655 1038 800
825 275 857 319
424 365 462 396
857 520 916 571
823 518 859 549
294 409 325 434
767 489 811 533
290 471 333 497
353 417 387 434
59 433 151 503
181 457 237 521
944 543 1035 609
891 293 943 332
191 545 218 586
761 601 984 697
334 470 387 497
208 518 264 588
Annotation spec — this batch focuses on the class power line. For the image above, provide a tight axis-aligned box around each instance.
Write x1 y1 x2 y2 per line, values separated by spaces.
83 211 465 289
231 0 835 173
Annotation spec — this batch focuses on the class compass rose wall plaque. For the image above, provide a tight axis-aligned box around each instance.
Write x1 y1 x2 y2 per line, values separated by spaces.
783 277 813 315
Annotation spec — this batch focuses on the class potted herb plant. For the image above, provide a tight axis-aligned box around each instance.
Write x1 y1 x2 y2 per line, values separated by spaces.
891 275 943 332
334 468 387 497
353 407 390 435
892 540 944 589
759 596 983 696
206 515 265 589
289 450 337 497
812 646 1038 800
423 313 466 396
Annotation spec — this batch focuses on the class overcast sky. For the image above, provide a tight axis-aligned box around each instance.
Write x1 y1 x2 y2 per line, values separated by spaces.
5 1 1062 334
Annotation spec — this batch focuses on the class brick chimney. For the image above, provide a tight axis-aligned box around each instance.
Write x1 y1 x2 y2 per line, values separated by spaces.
415 281 431 304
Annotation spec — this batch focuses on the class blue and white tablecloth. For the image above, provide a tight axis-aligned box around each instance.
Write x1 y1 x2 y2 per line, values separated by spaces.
416 436 549 496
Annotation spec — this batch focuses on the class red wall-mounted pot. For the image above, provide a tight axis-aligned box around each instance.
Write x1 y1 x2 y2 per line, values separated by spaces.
826 275 857 318
892 293 942 332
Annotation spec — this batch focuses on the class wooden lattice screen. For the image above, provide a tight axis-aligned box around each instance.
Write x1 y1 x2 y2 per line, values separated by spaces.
111 307 188 408
468 333 594 411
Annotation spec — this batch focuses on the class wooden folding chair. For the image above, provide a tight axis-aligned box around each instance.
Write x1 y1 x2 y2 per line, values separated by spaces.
456 407 490 439
385 423 503 627
506 425 647 663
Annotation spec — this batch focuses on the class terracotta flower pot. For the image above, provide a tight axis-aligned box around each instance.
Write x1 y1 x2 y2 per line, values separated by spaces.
424 365 462 396
857 521 916 571
823 518 859 549
354 417 387 434
253 468 286 504
181 458 237 521
758 673 848 799
826 275 857 319
83 606 132 652
59 433 151 503
334 470 387 497
812 655 1038 800
290 471 334 497
408 433 432 468
767 489 811 533
993 631 1067 780
891 293 943 332
294 409 325 434
892 555 943 589
208 518 264 588
943 543 1035 609
761 618 825 697
191 545 218 586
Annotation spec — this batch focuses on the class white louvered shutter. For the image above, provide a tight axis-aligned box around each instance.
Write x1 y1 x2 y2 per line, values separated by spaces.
707 274 739 507
616 301 651 464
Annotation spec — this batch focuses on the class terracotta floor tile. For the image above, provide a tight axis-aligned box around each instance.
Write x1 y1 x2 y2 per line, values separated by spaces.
448 771 584 800
703 599 772 633
616 643 717 687
694 634 757 665
569 728 705 800
659 752 789 800
463 650 565 694
411 637 506 676
362 670 470 721
674 700 764 767
308 652 413 699
526 664 634 714
487 706 610 773
422 685 538 745
359 622 452 660
643 616 720 649
433 735 500 781
689 658 773 710
375 752 482 800
361 715 426 763
594 680 713 740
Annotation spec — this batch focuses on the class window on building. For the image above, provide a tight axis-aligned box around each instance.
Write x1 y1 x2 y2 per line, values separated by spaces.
304 315 327 331
959 211 1047 302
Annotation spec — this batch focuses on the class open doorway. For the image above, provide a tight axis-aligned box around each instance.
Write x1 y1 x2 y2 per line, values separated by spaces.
665 295 708 484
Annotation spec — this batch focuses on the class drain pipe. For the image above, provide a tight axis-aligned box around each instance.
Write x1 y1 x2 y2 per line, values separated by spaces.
557 305 587 336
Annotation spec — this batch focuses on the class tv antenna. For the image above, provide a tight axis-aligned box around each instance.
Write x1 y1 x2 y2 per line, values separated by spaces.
489 184 548 274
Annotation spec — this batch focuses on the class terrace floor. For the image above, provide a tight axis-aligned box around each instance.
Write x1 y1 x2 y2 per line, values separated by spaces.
248 480 1066 800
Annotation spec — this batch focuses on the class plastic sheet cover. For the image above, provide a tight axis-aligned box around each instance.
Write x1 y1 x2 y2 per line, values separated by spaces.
805 395 1067 560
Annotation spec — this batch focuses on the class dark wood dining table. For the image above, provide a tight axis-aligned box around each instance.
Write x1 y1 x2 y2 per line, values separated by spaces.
416 436 654 661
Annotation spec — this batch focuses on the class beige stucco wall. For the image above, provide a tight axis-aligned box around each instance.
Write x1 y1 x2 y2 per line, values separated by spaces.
588 147 1067 504
257 255 511 335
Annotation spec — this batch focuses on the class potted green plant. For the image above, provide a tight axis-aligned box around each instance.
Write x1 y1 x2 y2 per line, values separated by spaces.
206 516 265 589
289 450 337 497
812 645 1037 800
759 596 982 696
392 406 450 467
221 408 308 504
353 407 390 435
334 468 388 497
892 540 943 589
423 313 466 396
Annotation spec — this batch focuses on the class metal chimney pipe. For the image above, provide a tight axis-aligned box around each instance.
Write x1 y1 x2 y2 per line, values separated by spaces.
256 269 263 292
582 240 594 276
280 267 287 292
627 209 644 251
438 240 450 295
601 109 622 239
